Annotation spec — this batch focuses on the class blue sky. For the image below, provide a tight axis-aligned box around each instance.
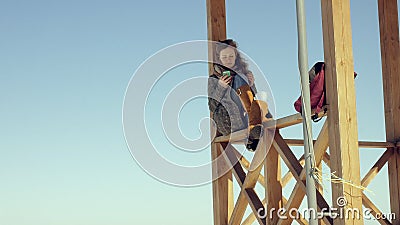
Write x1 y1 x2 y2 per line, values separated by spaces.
0 0 395 224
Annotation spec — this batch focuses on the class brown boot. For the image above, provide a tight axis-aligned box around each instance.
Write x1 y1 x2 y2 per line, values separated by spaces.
246 100 269 151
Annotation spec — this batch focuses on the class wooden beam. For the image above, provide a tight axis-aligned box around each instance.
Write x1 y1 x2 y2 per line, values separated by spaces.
323 152 331 168
235 150 305 225
361 149 392 187
265 141 282 224
242 196 308 225
211 143 233 225
285 139 395 149
281 155 305 188
207 1 228 224
264 109 327 130
264 113 302 129
234 149 265 185
276 122 330 225
378 0 400 222
273 131 333 225
362 193 392 225
228 133 267 225
387 148 400 224
213 129 248 144
214 110 328 144
358 141 395 149
244 189 266 225
321 0 364 224
322 152 392 224
234 145 304 192
214 113 303 143
222 143 246 186
206 0 226 75
236 151 307 225
378 0 400 144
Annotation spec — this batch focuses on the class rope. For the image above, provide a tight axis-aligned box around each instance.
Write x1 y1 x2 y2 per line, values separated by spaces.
312 166 373 194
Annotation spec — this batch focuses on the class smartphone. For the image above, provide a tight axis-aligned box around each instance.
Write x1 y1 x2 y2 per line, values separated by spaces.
222 70 231 77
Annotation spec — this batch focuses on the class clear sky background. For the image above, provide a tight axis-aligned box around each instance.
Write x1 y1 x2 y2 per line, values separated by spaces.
0 0 396 225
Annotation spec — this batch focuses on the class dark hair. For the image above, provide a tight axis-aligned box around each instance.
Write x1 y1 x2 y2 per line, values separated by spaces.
215 39 250 75
313 62 325 75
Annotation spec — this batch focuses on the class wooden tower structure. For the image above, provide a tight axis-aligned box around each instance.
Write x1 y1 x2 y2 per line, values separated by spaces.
207 0 400 224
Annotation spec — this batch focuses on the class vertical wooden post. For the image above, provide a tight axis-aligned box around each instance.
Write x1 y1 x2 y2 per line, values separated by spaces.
320 1 364 224
211 143 234 225
377 0 400 223
317 163 324 225
265 144 282 224
207 1 232 225
207 0 226 75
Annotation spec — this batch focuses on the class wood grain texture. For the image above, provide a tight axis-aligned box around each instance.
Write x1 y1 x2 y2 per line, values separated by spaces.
321 0 363 224
378 0 400 223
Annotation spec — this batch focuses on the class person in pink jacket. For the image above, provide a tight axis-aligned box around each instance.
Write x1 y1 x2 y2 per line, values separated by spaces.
294 62 326 114
294 62 357 118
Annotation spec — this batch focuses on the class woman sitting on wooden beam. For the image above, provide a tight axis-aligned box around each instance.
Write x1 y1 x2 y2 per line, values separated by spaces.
208 39 272 151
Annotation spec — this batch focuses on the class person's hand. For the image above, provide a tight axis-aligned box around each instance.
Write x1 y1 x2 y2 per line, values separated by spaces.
246 72 255 86
218 75 232 88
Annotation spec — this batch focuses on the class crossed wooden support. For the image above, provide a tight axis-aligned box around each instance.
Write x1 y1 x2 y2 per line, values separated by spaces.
213 113 332 225
212 114 397 225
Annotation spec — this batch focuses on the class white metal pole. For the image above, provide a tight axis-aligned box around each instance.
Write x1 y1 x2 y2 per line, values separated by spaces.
295 0 319 224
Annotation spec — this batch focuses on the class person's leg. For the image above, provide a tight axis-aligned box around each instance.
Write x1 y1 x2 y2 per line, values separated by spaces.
237 85 254 113
249 100 268 126
246 100 269 151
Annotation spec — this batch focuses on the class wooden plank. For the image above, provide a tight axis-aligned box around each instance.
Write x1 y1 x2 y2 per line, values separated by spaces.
273 131 333 225
241 193 309 225
214 129 248 143
222 143 247 225
321 153 388 225
378 0 400 222
211 143 233 225
323 152 330 168
277 182 304 225
245 130 269 182
321 0 364 224
206 0 226 75
265 143 283 224
285 139 395 149
276 122 329 225
362 193 392 225
241 197 265 225
264 113 302 129
281 155 305 188
378 0 400 144
228 192 248 225
214 113 304 143
233 149 265 185
315 124 327 225
222 143 246 186
361 149 392 187
387 148 400 225
244 189 266 225
214 110 329 144
228 132 267 225
264 109 327 130
358 141 395 149
207 1 228 224
235 148 308 225
273 133 303 177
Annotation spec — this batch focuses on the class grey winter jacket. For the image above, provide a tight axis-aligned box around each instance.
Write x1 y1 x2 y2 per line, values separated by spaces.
208 74 254 136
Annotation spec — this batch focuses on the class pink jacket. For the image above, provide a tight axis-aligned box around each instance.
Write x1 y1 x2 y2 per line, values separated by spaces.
294 66 325 114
